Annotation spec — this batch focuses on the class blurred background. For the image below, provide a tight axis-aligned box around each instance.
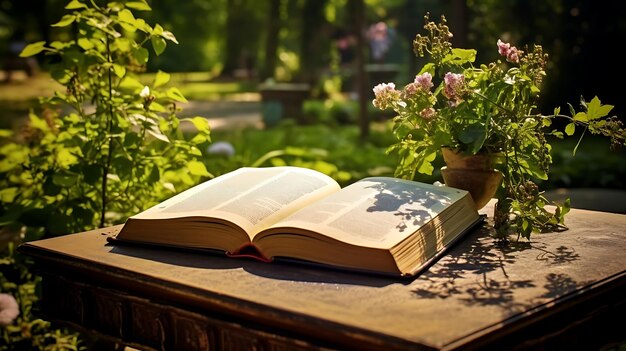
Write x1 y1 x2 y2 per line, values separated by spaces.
2 0 625 115
1 0 625 192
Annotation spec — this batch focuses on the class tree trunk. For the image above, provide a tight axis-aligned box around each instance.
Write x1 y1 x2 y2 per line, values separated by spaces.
298 0 330 85
261 0 281 81
349 0 369 139
222 0 262 78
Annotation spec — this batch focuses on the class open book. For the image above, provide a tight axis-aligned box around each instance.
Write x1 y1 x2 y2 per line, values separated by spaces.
110 166 483 277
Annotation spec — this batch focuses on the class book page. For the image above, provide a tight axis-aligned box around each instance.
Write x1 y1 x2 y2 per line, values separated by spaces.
130 167 341 235
259 177 468 249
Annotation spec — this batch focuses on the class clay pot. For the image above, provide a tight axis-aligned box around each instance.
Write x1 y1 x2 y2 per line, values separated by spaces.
440 148 502 210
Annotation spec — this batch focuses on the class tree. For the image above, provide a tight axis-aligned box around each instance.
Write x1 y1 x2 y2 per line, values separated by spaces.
222 0 266 78
298 0 332 85
349 0 369 139
146 0 227 72
261 0 282 81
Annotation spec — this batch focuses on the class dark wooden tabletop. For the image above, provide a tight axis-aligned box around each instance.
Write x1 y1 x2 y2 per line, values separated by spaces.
18 201 626 350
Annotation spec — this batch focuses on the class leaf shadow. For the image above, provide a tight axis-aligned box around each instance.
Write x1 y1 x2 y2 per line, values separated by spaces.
410 221 591 317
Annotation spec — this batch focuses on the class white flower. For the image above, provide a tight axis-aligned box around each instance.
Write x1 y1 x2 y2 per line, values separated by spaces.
140 86 150 98
0 293 19 326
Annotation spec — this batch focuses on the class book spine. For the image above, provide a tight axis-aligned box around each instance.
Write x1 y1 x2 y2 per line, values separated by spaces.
227 243 272 262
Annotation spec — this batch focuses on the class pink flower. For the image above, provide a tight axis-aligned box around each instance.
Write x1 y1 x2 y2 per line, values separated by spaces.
372 82 396 96
420 107 436 120
498 39 521 64
414 72 433 90
372 82 400 109
507 48 520 64
443 72 464 100
497 39 510 56
403 82 418 97
0 293 19 326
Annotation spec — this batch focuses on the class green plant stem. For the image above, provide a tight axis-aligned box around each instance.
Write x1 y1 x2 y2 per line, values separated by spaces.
100 36 114 228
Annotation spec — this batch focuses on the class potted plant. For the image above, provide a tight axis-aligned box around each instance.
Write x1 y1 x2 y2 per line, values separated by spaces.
372 14 626 239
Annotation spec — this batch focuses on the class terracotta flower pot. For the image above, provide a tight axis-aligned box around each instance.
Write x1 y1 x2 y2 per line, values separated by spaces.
440 148 502 210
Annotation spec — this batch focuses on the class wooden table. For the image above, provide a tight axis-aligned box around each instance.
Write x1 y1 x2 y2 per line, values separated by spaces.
18 202 626 350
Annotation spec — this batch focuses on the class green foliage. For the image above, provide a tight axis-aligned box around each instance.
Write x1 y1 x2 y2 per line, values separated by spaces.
372 14 626 240
1 0 211 236
1 1 211 349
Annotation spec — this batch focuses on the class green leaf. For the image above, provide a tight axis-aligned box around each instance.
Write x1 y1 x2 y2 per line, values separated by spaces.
560 198 571 222
147 128 170 143
161 31 179 44
418 63 435 75
65 0 87 9
444 48 476 64
132 47 149 64
43 176 61 196
149 102 166 112
118 9 135 23
542 118 552 127
154 70 170 87
416 151 436 175
166 87 188 103
147 165 160 183
29 113 50 132
135 18 151 33
530 84 540 94
189 146 202 156
190 134 208 144
458 123 487 154
152 24 164 35
564 123 575 136
120 22 136 33
115 38 131 52
112 64 126 78
182 117 210 133
77 38 94 50
83 164 102 185
118 9 137 32
586 96 613 120
50 41 67 50
126 1 152 10
526 160 548 180
187 161 211 176
19 41 46 57
53 171 79 187
573 112 587 122
52 14 76 27
119 76 144 90
151 36 166 56
57 149 78 167
0 187 18 203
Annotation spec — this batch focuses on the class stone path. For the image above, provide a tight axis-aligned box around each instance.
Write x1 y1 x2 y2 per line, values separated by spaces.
178 100 263 131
